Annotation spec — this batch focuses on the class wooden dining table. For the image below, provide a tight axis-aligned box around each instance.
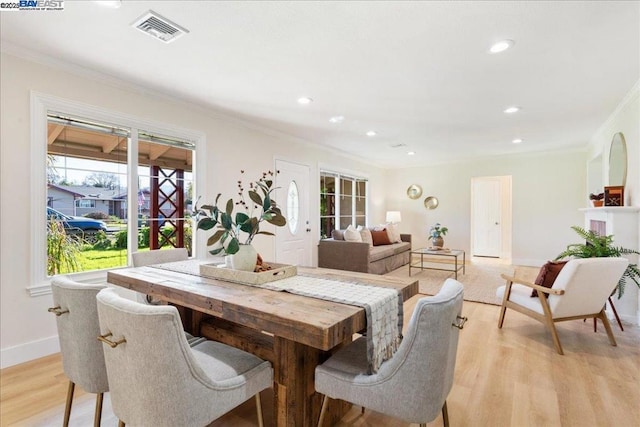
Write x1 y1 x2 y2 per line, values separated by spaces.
107 263 419 427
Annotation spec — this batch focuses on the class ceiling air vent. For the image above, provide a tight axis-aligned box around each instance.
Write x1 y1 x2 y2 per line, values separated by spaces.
132 10 188 43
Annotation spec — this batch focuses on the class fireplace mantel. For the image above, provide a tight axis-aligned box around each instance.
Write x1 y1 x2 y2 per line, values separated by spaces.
580 206 639 325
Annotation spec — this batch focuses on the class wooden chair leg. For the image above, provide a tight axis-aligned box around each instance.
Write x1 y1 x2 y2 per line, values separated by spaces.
608 297 624 331
498 304 507 328
318 395 329 427
63 381 75 427
598 310 617 346
118 421 125 427
255 392 264 427
94 392 104 427
542 316 564 355
498 280 512 328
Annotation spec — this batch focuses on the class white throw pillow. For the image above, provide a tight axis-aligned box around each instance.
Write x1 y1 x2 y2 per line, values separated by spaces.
385 222 402 243
360 228 373 247
344 225 363 242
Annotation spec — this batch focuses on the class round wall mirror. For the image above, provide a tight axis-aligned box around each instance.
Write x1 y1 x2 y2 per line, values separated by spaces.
608 132 627 187
407 184 423 199
423 196 439 209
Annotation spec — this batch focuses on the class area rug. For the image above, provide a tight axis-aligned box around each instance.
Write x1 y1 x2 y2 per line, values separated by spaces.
385 263 539 306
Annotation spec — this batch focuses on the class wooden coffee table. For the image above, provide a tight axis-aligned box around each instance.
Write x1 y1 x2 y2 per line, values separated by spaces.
409 248 465 279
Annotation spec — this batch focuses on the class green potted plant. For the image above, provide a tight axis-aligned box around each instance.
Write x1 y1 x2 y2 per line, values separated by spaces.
194 170 286 270
555 226 640 298
428 223 448 248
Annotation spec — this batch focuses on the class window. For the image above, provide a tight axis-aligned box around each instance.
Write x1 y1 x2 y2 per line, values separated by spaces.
320 171 367 238
287 180 299 234
75 199 96 208
46 113 196 275
31 93 206 295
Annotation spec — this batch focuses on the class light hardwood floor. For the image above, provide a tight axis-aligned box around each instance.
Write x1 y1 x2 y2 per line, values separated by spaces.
2 296 639 426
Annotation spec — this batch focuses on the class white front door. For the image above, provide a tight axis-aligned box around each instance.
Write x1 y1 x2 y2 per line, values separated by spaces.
275 159 312 266
472 177 503 257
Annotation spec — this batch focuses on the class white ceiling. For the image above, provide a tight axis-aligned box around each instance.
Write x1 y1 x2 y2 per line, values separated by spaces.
2 1 639 168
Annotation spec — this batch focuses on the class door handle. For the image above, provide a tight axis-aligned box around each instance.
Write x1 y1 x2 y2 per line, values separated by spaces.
306 228 311 232
495 222 499 225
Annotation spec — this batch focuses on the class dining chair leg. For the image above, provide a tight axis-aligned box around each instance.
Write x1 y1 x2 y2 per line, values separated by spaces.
94 392 104 427
442 400 450 427
318 395 329 427
255 392 264 427
63 381 75 427
118 421 125 427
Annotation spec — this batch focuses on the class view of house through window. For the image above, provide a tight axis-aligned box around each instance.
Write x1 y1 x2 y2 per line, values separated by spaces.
320 171 367 238
46 114 194 276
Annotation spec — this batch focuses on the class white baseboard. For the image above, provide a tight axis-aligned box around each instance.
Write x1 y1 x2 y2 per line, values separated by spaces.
1 335 60 369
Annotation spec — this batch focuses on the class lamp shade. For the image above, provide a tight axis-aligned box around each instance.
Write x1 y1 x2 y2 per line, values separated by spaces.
386 211 402 223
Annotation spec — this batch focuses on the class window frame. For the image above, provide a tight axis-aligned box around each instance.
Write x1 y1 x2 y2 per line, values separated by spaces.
319 168 368 237
30 92 206 296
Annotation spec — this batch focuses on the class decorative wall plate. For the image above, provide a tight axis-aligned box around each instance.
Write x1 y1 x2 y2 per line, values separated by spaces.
407 184 423 199
424 196 439 209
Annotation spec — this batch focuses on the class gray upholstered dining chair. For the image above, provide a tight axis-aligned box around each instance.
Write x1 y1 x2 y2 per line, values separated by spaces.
315 279 465 427
96 288 273 427
48 276 109 427
131 247 188 304
131 247 204 346
131 247 189 267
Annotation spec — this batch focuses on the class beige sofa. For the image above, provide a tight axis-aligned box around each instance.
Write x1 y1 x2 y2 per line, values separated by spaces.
318 232 411 275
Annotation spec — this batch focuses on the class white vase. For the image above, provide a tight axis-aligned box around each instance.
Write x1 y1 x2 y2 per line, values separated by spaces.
229 244 258 272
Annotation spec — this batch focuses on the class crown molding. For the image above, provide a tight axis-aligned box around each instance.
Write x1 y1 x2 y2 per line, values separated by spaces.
589 79 639 147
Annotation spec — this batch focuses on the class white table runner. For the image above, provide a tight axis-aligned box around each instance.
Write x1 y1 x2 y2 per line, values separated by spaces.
149 260 403 373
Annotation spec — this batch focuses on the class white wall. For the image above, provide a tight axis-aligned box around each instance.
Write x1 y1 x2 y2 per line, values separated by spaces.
383 150 587 265
587 82 639 324
0 52 386 367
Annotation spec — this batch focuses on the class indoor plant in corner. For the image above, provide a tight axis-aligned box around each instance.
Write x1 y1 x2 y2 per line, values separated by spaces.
555 226 640 298
194 170 286 271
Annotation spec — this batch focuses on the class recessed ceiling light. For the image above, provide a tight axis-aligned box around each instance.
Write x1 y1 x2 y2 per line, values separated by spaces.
407 151 416 156
512 138 523 144
366 130 377 137
503 106 520 114
297 97 313 105
329 115 344 124
489 39 514 54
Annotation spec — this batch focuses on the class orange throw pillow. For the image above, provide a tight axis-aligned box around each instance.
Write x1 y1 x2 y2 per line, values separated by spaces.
370 229 392 246
531 260 568 297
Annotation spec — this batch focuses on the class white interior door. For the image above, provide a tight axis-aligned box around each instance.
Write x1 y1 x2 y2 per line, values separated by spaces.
275 160 312 266
472 177 503 257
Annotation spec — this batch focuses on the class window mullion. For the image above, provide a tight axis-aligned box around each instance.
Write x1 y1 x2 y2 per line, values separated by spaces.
128 129 139 262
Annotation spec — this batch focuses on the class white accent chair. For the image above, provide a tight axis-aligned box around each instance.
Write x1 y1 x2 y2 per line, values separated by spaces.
497 257 629 355
96 288 273 427
48 277 109 427
315 279 465 427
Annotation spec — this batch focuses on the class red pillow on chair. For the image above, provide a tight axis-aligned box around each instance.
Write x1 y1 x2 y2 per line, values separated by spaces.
531 260 568 297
